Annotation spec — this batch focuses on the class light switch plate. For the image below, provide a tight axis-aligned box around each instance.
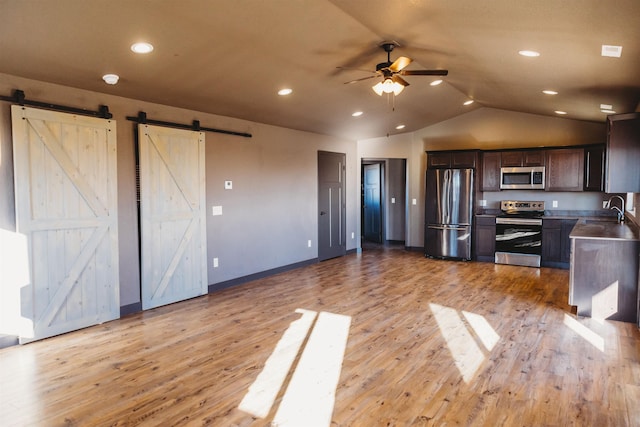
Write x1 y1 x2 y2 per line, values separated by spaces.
224 180 232 190
212 205 223 216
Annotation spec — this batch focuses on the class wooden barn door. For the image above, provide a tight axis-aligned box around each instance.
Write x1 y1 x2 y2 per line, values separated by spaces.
138 124 207 310
11 106 120 343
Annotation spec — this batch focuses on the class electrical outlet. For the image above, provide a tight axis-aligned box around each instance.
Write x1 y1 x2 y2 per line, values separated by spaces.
351 232 355 239
412 198 417 205
213 257 219 268
552 200 558 208
307 240 312 248
391 197 396 204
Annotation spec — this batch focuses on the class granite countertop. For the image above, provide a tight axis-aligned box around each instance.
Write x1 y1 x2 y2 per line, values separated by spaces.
569 218 640 241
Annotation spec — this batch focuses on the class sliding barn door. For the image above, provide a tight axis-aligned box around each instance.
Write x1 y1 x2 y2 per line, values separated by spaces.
139 125 207 310
11 106 120 343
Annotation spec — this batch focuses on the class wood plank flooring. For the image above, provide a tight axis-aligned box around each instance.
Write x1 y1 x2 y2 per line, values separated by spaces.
2 244 640 426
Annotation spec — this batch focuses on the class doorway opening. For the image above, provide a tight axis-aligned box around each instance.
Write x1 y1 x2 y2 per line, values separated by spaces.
361 158 407 250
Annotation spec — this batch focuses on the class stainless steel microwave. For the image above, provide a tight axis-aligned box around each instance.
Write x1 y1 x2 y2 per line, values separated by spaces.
500 166 545 190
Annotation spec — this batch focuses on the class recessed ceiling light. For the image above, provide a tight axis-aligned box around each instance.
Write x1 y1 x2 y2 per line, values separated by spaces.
277 88 293 96
555 110 567 115
131 42 154 54
395 124 406 130
102 74 119 85
542 90 558 95
601 109 616 114
600 104 613 110
352 111 363 117
430 80 443 86
601 45 622 58
463 100 474 106
519 50 540 57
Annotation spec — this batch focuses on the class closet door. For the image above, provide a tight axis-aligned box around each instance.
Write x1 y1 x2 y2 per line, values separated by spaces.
139 124 207 309
11 106 119 343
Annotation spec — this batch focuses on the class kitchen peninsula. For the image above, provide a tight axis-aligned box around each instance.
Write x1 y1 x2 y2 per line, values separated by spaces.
569 218 640 324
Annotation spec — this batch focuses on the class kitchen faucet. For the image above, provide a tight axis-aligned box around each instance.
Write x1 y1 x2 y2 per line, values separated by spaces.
606 195 625 223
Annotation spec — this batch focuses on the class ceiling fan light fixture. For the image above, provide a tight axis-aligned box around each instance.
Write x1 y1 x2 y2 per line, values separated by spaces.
372 78 404 96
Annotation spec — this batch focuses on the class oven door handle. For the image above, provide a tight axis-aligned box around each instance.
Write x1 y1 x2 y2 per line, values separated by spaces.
495 218 542 225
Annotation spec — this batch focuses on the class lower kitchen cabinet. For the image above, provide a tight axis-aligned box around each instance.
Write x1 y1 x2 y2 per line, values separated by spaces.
542 218 577 269
475 215 496 262
570 237 639 323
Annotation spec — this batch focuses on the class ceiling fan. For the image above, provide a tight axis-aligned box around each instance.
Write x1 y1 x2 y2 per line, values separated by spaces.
342 41 448 96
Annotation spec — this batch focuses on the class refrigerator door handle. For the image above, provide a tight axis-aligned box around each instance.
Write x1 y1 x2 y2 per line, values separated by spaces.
428 224 469 231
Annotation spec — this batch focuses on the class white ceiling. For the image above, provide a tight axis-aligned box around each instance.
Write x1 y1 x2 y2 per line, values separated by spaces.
0 0 638 140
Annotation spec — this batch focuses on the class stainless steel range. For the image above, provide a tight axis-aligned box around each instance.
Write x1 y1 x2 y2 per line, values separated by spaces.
495 200 545 267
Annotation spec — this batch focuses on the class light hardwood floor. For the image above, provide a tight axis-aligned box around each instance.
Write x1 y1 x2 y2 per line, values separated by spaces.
2 245 640 426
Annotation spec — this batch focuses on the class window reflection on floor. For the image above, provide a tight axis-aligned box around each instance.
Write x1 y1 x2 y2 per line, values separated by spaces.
239 309 351 427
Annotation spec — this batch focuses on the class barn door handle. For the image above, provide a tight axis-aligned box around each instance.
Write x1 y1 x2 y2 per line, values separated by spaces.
320 211 326 215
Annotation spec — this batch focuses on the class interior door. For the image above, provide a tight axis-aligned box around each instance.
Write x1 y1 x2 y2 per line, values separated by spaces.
139 124 207 310
318 151 346 261
11 105 119 343
363 163 382 243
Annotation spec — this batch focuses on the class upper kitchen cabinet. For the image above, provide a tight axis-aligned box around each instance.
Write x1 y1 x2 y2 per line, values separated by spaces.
583 144 605 192
427 150 477 169
480 151 501 191
546 148 584 191
500 149 545 167
606 113 640 193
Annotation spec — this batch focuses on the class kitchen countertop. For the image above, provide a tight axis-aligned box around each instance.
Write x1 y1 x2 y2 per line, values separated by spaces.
569 218 640 241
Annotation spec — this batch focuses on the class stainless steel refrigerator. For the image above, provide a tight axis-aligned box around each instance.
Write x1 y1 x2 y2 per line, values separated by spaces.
424 168 474 260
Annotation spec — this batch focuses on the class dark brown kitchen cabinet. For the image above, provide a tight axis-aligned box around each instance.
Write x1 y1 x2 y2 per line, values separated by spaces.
474 215 496 262
584 144 605 191
605 113 640 193
545 148 584 191
480 151 501 191
542 218 577 269
570 237 639 323
501 149 545 167
427 150 477 169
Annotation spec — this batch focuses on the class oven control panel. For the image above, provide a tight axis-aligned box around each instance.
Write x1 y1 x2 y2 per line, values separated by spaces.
500 200 545 212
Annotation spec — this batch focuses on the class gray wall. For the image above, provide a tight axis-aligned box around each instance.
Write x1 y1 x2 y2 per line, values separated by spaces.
385 158 406 241
0 73 357 312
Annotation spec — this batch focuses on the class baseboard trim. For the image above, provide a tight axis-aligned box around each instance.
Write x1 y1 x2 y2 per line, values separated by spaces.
120 302 143 317
0 334 19 349
208 257 319 293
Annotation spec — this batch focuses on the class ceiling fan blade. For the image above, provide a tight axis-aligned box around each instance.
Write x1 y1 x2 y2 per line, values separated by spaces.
336 66 377 74
392 75 410 87
344 75 379 84
400 69 449 76
389 56 412 72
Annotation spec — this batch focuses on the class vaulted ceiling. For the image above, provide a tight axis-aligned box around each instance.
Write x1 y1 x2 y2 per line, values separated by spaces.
0 0 638 140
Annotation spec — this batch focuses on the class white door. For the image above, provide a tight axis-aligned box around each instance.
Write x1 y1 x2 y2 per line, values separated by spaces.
11 106 120 343
139 124 207 309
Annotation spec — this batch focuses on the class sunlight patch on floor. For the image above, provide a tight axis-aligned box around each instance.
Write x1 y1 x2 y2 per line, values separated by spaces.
238 308 317 418
563 313 605 352
239 309 351 427
430 303 499 383
591 281 619 320
462 310 500 351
